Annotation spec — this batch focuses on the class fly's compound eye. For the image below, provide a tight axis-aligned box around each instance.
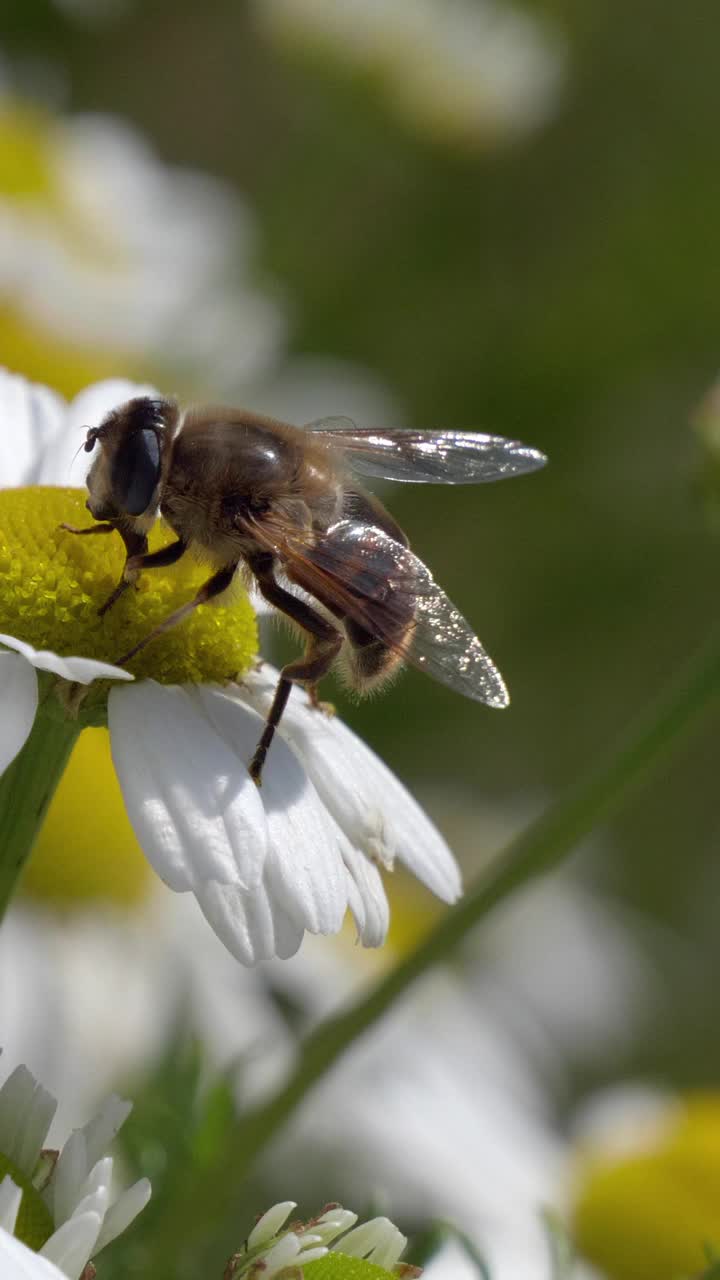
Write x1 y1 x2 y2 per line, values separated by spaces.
111 425 162 516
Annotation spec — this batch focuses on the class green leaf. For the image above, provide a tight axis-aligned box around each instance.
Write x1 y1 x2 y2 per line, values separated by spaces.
304 1256 398 1280
192 1074 237 1170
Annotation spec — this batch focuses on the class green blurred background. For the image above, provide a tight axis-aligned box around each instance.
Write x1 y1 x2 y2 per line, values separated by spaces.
4 0 720 1084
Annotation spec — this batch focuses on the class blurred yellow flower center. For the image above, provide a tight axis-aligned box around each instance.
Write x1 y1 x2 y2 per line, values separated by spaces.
0 487 258 685
0 1154 54 1251
23 726 153 906
573 1094 720 1280
0 104 54 199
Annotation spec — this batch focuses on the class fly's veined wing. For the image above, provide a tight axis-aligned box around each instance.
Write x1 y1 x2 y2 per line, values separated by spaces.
304 417 546 485
249 512 509 708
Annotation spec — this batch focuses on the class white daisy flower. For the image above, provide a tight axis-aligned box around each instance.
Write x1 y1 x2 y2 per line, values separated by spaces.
0 86 399 427
0 369 461 964
227 1200 408 1277
0 1058 150 1280
255 0 566 147
0 895 295 1136
0 95 283 396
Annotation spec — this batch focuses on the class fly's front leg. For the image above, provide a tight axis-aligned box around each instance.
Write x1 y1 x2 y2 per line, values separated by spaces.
99 535 189 618
113 561 237 667
249 556 342 784
61 520 149 615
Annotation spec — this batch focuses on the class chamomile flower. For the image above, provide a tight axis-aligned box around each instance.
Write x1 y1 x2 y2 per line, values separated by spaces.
0 84 398 428
0 369 460 964
0 1057 150 1280
255 0 566 147
0 93 283 398
227 1200 408 1278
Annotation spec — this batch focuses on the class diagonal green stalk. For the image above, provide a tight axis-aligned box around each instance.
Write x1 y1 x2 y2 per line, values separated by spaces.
146 625 720 1270
0 698 81 920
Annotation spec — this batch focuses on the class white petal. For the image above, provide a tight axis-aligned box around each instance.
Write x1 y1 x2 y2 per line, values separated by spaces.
247 1201 296 1248
0 1066 35 1163
39 378 160 488
0 1227 69 1280
340 844 389 948
198 688 347 935
71 1183 109 1224
79 1096 132 1171
109 683 267 892
295 1246 327 1265
312 1209 358 1244
339 1218 407 1268
40 1210 102 1277
241 666 462 902
0 636 133 686
0 1066 55 1176
14 1083 57 1177
76 1156 112 1206
260 1232 302 1273
0 1178 22 1234
196 877 305 967
0 369 66 489
0 654 38 776
94 1178 151 1253
51 1130 87 1226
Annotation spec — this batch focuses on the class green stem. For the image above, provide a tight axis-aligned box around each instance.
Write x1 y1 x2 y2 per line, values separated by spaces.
151 626 720 1268
0 704 81 920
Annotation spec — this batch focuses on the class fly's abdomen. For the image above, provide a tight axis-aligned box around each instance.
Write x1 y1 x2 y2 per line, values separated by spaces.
306 519 417 693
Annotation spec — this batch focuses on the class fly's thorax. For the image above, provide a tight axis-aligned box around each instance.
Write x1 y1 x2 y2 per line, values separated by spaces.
162 407 344 551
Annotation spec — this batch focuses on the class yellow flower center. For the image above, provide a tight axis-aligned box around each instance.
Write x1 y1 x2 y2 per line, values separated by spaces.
0 487 258 687
573 1094 720 1280
0 104 54 199
0 1153 54 1251
22 726 153 905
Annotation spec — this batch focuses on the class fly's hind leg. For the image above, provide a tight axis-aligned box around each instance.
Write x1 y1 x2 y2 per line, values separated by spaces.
249 555 342 784
305 683 336 716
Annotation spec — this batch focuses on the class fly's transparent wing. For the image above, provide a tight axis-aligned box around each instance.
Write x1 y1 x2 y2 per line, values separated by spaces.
305 417 546 484
250 513 509 707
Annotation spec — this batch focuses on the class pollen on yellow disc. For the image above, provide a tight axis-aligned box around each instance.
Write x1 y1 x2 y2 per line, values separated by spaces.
21 727 152 906
0 487 258 686
0 1154 54 1251
573 1095 720 1280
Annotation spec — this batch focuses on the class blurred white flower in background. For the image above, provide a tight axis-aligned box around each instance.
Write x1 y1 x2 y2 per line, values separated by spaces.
254 0 567 147
0 896 291 1135
0 838 657 1277
0 83 397 428
0 98 281 392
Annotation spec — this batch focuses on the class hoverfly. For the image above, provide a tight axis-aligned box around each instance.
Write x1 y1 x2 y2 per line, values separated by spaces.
63 398 546 781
